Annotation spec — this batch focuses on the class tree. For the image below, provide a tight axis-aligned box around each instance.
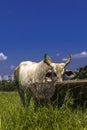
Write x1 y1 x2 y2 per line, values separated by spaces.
74 65 87 79
0 81 17 91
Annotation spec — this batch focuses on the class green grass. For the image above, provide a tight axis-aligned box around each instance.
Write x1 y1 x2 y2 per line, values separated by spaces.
0 92 87 130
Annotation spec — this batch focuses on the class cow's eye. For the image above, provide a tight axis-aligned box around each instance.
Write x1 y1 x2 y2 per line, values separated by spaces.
46 72 57 78
46 72 52 78
53 72 57 77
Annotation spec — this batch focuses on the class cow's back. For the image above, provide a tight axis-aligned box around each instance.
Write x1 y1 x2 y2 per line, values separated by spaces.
15 61 37 86
14 59 53 88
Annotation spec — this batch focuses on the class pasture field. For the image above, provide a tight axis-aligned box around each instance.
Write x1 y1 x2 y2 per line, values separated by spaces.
0 92 87 130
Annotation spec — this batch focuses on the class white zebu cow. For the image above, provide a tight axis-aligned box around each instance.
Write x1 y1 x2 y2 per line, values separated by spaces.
14 54 56 107
45 54 74 82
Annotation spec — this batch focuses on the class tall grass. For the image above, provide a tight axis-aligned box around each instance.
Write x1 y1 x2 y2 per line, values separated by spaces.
0 92 87 130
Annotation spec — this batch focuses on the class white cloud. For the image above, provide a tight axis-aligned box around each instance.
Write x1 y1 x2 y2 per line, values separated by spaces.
71 51 87 59
10 65 15 70
56 53 60 57
0 52 7 61
62 51 87 61
62 58 67 61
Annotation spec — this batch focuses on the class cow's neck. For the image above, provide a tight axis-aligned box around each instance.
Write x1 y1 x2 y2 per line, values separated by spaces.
35 61 50 82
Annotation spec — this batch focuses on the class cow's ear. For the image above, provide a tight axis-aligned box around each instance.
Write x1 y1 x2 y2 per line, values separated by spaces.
64 69 75 78
44 54 52 65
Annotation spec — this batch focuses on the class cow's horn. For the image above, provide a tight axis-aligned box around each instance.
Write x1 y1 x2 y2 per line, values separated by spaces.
44 53 52 65
65 53 71 66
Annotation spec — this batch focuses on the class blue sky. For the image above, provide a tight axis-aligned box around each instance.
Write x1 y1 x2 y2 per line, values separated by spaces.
0 0 87 75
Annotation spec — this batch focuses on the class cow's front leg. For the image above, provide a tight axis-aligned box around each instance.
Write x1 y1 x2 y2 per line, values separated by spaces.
18 86 25 107
24 88 31 107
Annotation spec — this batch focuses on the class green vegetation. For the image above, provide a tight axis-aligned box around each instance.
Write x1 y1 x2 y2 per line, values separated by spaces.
0 81 16 91
73 65 87 79
0 92 87 130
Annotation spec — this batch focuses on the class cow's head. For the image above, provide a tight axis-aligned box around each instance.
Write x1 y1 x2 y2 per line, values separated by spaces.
45 54 71 82
53 54 71 82
43 54 58 82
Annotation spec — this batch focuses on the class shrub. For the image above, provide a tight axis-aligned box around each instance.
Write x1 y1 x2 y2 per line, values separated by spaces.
0 81 17 91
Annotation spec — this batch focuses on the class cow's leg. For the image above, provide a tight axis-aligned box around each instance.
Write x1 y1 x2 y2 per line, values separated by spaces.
15 82 25 107
19 89 25 107
34 98 40 111
17 86 25 107
25 88 31 107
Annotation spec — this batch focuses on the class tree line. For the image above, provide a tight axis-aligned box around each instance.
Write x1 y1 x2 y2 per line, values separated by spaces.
0 81 17 91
